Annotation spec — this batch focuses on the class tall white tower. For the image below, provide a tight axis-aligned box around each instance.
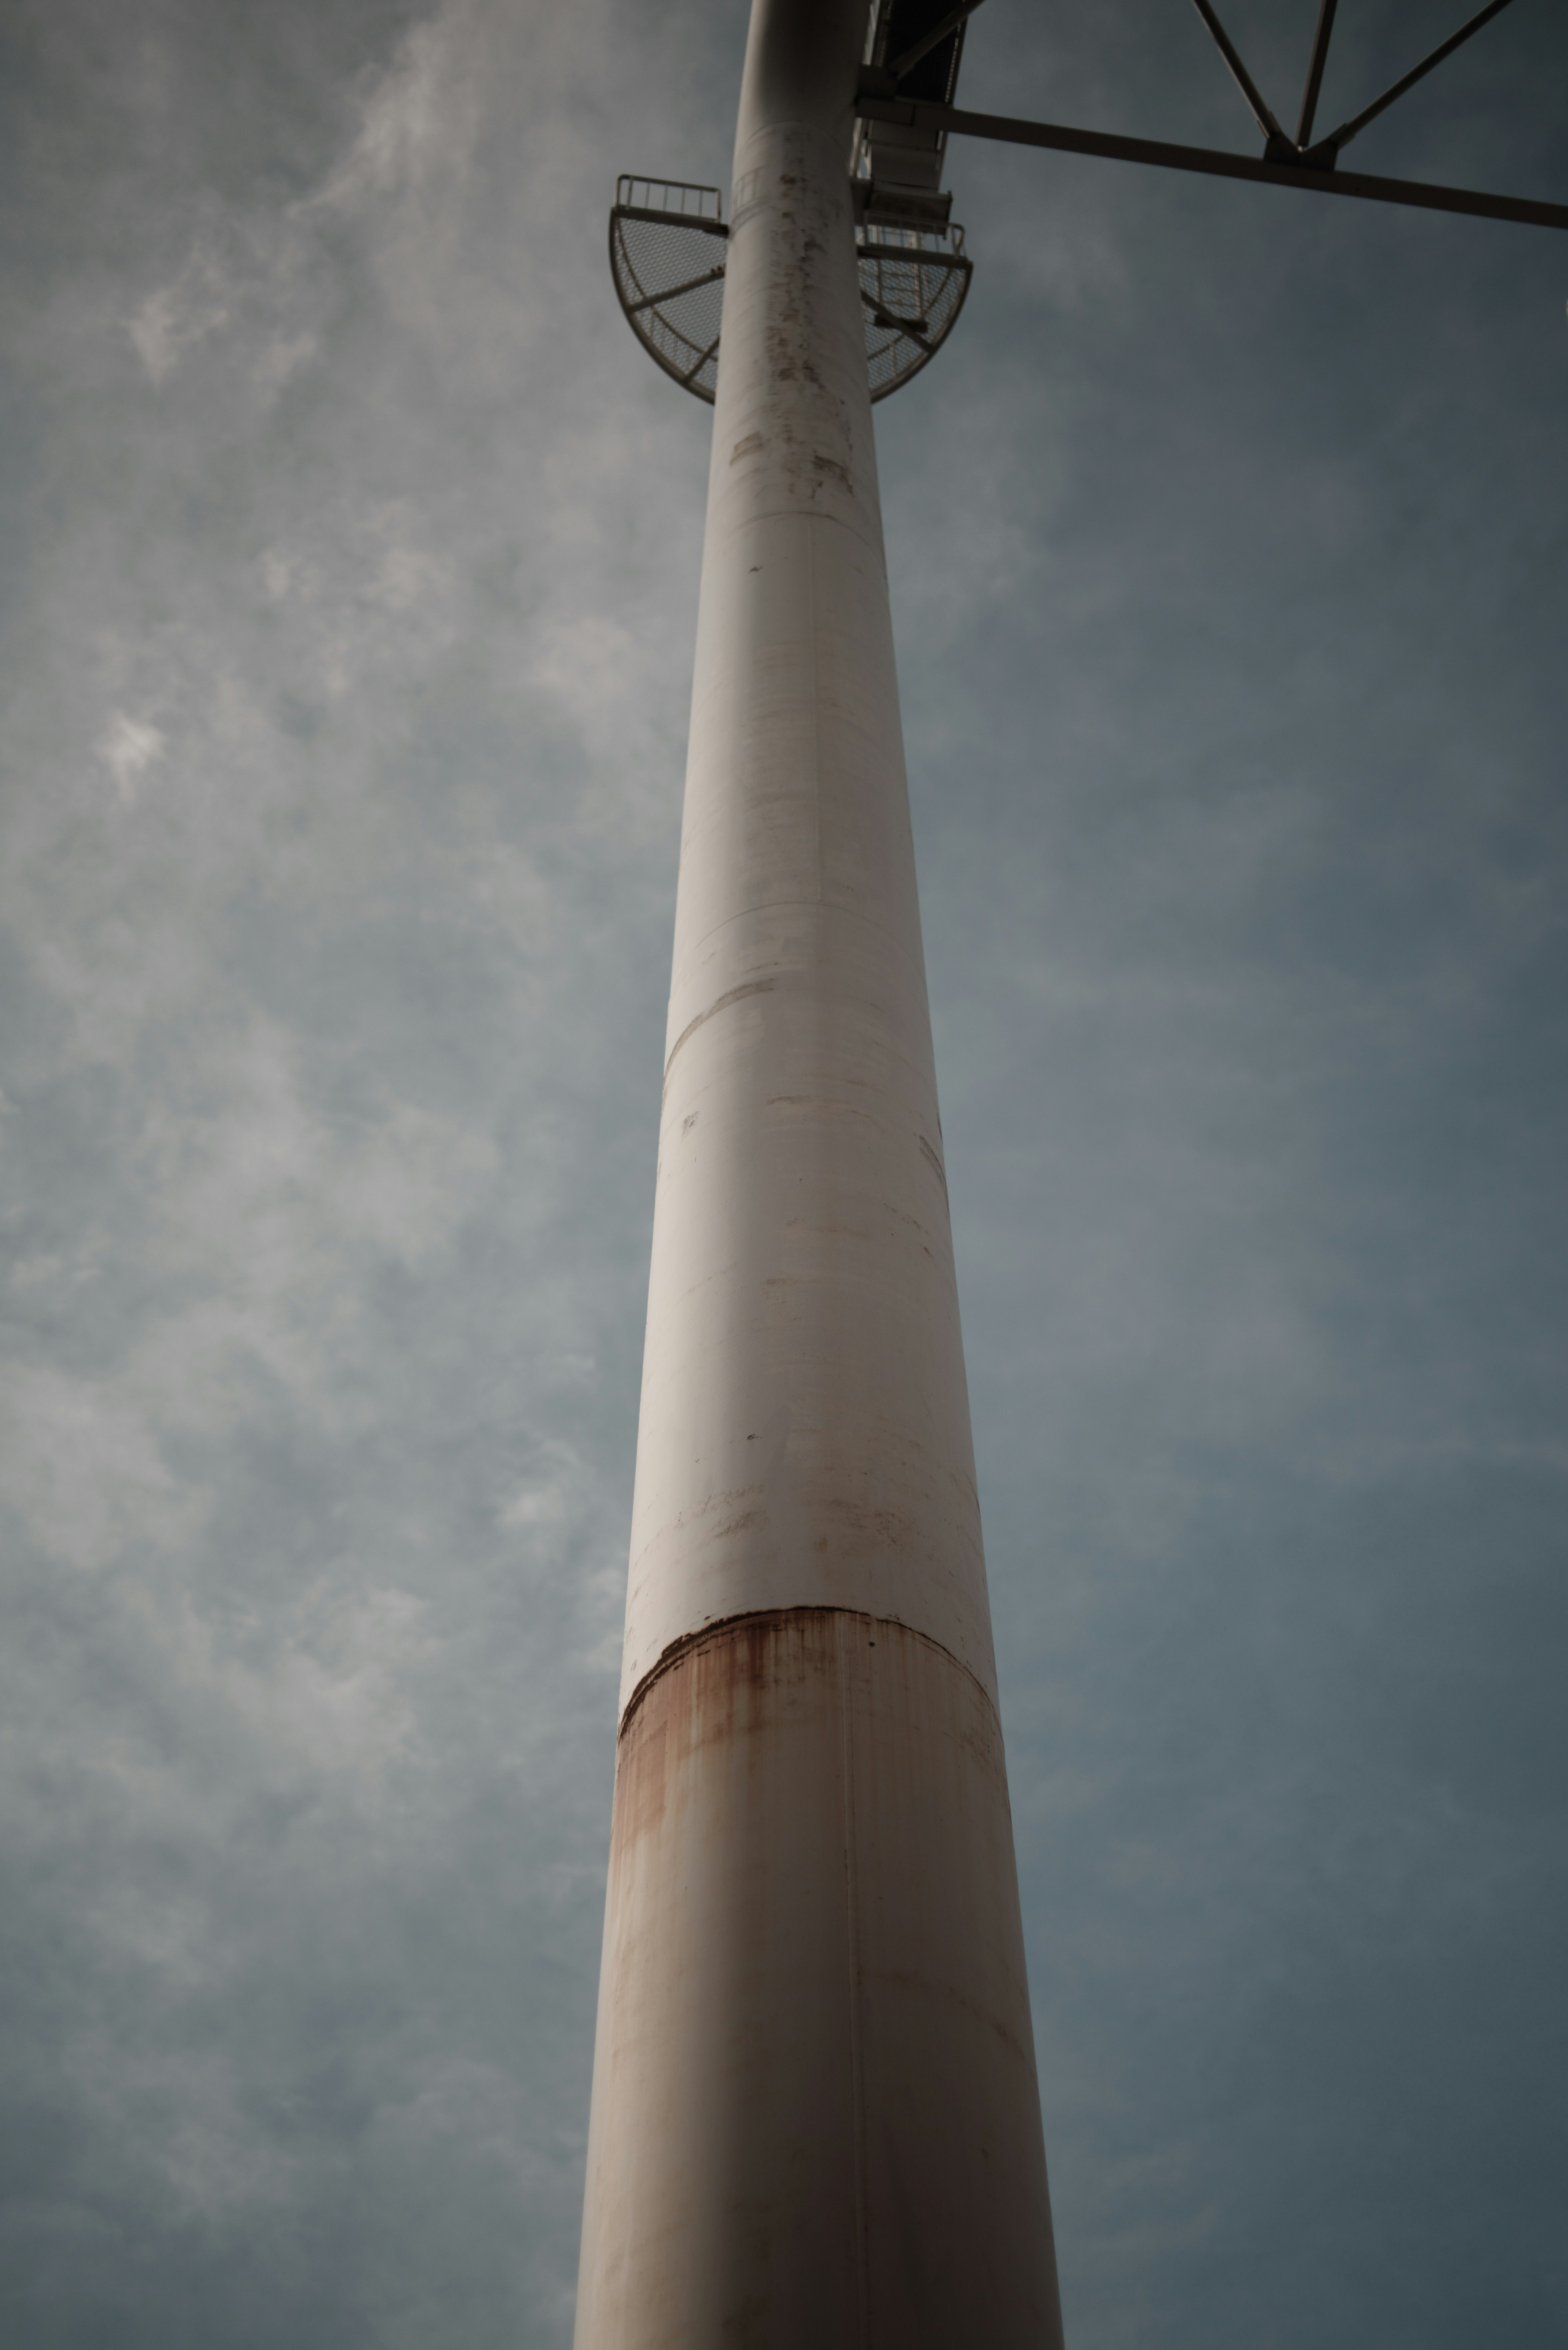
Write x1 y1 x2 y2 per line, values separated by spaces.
575 3 1065 2341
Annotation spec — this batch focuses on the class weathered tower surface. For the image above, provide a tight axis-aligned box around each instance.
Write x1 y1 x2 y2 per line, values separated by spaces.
574 2 1065 2341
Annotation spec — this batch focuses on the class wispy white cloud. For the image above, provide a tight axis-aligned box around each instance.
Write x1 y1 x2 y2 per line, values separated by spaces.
96 709 167 800
2 2 1564 2346
0 1362 206 1570
320 9 486 209
127 246 232 383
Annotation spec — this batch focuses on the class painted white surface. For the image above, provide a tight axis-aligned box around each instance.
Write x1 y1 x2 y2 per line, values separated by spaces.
575 3 1064 2341
618 0 997 1716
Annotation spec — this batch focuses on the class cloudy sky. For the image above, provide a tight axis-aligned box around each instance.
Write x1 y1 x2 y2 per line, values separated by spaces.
2 1 1565 2343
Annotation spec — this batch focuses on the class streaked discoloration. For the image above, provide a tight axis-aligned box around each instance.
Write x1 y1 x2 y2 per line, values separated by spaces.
577 1608 1065 2349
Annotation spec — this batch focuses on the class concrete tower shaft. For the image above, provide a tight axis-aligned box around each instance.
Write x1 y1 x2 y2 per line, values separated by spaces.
573 3 1065 2341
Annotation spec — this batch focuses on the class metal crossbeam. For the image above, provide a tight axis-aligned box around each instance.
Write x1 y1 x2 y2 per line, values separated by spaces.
1186 0 1290 146
613 204 728 237
866 299 934 347
677 330 723 386
1314 0 1519 158
625 264 727 314
890 0 987 83
855 87 1568 232
1294 0 1340 149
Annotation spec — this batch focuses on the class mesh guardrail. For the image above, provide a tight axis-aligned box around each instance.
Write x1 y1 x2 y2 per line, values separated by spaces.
608 181 971 408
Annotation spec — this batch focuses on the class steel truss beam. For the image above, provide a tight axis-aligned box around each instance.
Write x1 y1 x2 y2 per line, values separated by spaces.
854 87 1568 232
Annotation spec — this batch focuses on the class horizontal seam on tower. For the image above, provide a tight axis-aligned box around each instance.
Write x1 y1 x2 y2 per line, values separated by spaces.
663 978 781 1090
663 906 930 1086
617 1603 1000 1744
715 505 886 549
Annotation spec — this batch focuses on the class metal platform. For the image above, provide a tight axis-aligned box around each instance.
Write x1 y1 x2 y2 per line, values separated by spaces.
609 176 971 407
858 222 972 398
607 178 729 401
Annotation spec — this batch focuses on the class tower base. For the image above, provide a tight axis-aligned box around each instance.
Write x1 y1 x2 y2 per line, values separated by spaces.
574 1606 1065 2349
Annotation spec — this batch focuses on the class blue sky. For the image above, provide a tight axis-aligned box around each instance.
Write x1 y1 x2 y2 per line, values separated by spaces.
1 3 1565 2343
